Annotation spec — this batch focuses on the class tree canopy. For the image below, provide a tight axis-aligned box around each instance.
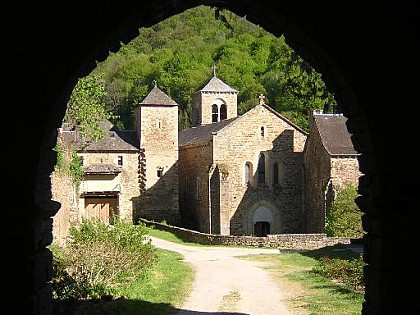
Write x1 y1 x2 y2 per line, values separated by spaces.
80 5 337 132
64 74 114 142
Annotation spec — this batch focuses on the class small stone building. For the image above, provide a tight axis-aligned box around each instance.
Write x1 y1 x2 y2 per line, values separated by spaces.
303 110 362 233
57 84 181 227
59 120 141 224
179 74 308 236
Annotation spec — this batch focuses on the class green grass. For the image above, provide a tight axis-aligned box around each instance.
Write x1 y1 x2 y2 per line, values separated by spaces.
240 247 364 315
147 228 196 245
53 245 194 315
113 249 194 315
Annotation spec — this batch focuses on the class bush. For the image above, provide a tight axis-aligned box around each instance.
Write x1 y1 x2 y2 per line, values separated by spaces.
325 184 364 238
312 255 365 292
51 218 157 300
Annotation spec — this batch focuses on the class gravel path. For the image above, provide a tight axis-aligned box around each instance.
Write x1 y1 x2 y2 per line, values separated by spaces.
148 236 305 315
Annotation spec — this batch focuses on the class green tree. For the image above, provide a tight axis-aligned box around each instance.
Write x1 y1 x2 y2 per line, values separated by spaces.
325 184 364 238
64 74 112 141
85 5 337 131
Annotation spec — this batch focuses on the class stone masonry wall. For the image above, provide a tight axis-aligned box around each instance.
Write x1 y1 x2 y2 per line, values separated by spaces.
331 158 361 190
141 219 353 250
213 104 307 235
78 151 140 222
304 130 331 233
179 142 213 231
137 104 180 225
50 172 78 247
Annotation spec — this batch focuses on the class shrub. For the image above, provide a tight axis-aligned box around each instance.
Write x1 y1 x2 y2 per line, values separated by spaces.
325 184 364 238
51 218 157 300
312 255 365 292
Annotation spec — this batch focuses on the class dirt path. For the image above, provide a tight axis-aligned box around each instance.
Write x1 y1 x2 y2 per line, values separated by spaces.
148 236 306 315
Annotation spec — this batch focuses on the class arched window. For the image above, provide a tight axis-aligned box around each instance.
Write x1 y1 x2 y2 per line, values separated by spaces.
273 162 279 185
260 126 265 137
245 162 253 186
212 104 218 122
257 153 265 185
220 104 227 120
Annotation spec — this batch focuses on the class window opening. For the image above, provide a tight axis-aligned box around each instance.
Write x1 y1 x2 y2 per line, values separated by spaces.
245 162 252 185
260 126 265 137
212 104 218 122
220 104 227 120
273 162 279 185
258 153 266 185
118 156 123 166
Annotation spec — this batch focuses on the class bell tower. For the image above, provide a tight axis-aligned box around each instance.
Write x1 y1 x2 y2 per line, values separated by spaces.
192 66 239 126
134 81 180 224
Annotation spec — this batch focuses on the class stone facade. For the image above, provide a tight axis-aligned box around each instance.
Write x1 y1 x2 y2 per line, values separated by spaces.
134 85 180 225
78 151 141 222
303 111 361 233
180 80 308 236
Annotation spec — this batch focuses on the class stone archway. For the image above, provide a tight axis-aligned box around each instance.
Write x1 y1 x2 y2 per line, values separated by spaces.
246 200 280 235
6 2 418 315
253 205 274 237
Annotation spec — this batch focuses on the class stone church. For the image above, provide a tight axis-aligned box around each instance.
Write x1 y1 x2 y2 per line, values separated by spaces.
55 73 360 239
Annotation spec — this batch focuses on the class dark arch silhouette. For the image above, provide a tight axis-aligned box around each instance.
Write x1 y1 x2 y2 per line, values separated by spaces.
5 1 418 315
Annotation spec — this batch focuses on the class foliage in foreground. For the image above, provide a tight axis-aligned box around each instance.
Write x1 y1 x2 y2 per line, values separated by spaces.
50 219 157 301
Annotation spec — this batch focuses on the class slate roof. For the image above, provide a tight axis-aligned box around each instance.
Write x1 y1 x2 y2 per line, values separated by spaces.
138 85 178 106
179 117 238 147
197 75 238 93
84 163 122 174
313 113 359 156
60 121 139 152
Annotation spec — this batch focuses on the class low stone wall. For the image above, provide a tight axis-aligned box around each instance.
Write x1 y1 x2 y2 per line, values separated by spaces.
140 219 354 250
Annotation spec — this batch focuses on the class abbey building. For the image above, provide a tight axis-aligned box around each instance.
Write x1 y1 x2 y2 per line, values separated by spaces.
54 74 361 241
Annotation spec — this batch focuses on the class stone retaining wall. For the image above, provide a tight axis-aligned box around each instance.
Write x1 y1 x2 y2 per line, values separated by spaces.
140 218 354 250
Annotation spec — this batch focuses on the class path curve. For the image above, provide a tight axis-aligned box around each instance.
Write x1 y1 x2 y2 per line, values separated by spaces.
148 236 302 315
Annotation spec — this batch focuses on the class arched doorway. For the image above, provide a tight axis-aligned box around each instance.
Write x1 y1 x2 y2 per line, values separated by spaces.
253 206 273 236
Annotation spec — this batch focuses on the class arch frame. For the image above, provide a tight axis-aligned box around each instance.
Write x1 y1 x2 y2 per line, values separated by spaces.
8 2 418 315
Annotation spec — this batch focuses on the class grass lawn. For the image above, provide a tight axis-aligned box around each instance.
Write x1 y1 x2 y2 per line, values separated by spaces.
239 248 364 315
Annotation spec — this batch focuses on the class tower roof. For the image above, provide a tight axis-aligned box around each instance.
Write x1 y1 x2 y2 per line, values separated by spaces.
139 85 178 106
198 75 238 93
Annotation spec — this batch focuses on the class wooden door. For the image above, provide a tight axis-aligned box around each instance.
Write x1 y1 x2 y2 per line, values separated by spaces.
85 196 118 224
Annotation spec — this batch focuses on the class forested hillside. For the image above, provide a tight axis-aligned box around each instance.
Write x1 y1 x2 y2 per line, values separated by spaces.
86 5 336 132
